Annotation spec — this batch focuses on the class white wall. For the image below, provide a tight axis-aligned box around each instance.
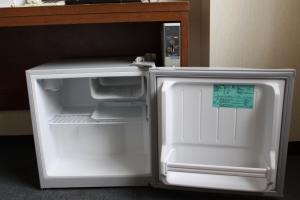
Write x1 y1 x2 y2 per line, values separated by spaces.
210 0 300 141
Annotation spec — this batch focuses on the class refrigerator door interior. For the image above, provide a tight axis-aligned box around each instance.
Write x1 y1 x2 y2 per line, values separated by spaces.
26 59 151 188
150 67 295 194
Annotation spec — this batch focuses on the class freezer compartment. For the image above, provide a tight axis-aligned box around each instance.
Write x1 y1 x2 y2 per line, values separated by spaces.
90 76 145 101
32 77 150 181
158 78 285 192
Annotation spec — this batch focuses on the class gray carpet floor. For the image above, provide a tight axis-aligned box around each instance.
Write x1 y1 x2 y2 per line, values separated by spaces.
0 136 299 200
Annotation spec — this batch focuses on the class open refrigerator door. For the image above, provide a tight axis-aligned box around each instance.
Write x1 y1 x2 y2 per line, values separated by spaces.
150 67 295 196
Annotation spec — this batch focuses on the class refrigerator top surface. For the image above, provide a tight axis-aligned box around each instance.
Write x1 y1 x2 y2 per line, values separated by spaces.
153 67 296 73
26 57 296 78
26 57 144 75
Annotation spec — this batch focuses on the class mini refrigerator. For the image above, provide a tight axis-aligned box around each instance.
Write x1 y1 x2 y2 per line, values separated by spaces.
26 58 295 197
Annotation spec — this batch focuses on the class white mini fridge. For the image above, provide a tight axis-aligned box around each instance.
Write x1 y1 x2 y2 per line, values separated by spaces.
26 58 295 197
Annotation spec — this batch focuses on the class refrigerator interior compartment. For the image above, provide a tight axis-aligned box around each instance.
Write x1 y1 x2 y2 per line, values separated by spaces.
90 76 145 101
31 76 151 179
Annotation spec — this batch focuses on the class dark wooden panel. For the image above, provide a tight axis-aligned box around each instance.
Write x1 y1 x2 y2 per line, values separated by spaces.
0 2 190 28
0 2 189 18
0 22 162 110
0 2 189 66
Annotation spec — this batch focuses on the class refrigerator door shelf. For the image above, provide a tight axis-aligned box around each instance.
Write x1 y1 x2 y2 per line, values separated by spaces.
162 159 270 178
163 172 270 192
160 148 272 192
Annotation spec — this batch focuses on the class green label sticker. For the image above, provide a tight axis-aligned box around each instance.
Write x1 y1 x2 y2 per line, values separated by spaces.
213 85 254 109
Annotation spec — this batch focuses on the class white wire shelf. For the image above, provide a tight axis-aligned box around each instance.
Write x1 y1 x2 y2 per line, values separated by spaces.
49 114 142 125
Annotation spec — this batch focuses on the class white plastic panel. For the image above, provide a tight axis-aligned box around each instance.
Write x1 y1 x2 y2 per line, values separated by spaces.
158 77 285 192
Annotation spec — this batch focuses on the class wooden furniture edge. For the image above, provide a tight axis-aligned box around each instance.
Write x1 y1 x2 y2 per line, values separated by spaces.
0 2 190 19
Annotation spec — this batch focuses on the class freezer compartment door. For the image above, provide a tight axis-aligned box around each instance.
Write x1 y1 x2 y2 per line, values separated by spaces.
153 69 288 192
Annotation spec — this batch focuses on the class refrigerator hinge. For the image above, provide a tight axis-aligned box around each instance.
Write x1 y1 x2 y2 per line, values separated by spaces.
131 56 156 69
161 162 168 176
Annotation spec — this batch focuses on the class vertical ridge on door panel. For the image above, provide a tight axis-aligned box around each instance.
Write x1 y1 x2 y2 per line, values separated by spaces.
218 108 237 145
182 86 202 143
233 109 237 144
198 90 202 142
201 86 219 144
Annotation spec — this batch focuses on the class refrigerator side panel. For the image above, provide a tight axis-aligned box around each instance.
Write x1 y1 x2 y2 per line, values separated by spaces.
26 73 47 188
149 70 160 186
